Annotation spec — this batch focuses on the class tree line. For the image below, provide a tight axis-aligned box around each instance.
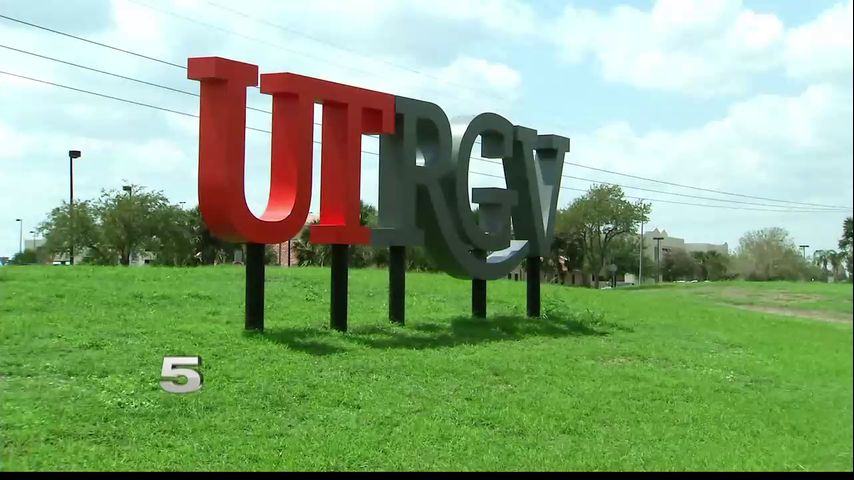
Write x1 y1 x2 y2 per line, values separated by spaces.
8 184 851 285
11 184 258 267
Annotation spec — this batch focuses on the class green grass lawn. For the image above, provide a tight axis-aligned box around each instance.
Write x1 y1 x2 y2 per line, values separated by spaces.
1 266 852 471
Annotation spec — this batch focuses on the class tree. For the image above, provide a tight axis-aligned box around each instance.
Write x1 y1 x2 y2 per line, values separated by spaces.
812 249 833 281
293 201 378 268
691 250 730 281
546 227 584 284
96 184 172 265
38 199 102 263
608 234 654 281
662 248 699 281
350 201 378 268
556 185 650 288
187 206 240 265
8 249 39 265
149 204 197 266
828 250 846 282
405 245 438 272
840 217 853 281
293 220 330 266
734 227 809 281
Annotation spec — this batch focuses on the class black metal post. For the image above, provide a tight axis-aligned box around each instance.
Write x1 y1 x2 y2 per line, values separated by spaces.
69 155 74 265
389 245 405 325
245 243 265 331
527 256 541 318
331 244 349 332
472 249 486 318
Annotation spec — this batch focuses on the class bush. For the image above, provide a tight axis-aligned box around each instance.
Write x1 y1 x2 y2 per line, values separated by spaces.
734 227 812 281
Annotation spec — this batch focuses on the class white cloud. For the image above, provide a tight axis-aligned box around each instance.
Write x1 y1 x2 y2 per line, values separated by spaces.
563 82 853 249
784 0 853 81
550 0 784 96
549 0 853 96
0 0 528 256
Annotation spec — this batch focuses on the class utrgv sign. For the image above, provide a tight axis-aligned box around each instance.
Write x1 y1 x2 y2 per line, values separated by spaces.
188 57 569 282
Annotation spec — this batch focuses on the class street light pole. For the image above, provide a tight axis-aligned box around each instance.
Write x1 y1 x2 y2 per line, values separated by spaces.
799 244 809 259
68 150 81 265
15 218 22 254
653 236 665 284
638 213 644 285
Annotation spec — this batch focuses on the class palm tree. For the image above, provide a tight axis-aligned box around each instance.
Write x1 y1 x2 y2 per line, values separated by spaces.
840 217 853 281
840 217 854 252
828 250 845 282
813 249 833 281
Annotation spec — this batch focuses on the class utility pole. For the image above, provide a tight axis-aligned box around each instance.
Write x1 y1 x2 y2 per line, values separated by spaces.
653 236 665 284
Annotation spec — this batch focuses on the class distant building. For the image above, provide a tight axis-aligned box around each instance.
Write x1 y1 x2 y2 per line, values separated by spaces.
505 257 620 287
268 212 319 266
36 240 155 266
24 238 47 252
643 228 728 282
643 228 728 259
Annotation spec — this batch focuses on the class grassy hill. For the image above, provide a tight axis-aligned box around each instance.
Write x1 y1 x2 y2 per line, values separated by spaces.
1 266 851 471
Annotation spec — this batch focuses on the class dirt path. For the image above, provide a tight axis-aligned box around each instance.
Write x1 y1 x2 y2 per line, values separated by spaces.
728 304 852 324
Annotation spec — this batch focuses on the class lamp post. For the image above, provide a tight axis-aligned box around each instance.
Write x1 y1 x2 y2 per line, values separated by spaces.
68 150 81 265
122 185 132 197
15 218 22 254
653 236 665 284
638 206 644 285
28 230 35 251
799 244 809 259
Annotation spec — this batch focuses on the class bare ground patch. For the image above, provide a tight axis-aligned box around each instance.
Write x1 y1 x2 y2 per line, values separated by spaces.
699 287 824 304
727 304 852 324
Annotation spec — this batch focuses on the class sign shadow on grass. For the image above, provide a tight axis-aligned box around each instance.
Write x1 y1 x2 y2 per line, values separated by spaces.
246 309 631 356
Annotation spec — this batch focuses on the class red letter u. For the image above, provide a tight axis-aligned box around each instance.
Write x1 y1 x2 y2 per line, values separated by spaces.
188 56 313 244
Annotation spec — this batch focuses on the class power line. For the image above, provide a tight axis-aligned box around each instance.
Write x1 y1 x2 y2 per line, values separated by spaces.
562 174 848 212
471 155 847 211
0 70 198 119
126 0 501 114
0 69 372 146
1 15 848 212
200 1 580 135
468 169 846 214
4 68 846 215
0 43 390 143
563 161 850 210
125 0 380 79
0 43 282 115
0 44 196 96
202 0 506 103
0 13 186 70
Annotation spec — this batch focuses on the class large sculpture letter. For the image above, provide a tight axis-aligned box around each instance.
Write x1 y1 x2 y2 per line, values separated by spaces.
376 98 530 280
189 57 316 244
505 128 570 257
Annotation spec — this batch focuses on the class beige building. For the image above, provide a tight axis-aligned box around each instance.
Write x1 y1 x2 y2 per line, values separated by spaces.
643 228 728 259
268 213 319 266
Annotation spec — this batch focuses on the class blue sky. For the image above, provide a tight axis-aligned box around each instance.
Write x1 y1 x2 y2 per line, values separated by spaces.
1 0 851 259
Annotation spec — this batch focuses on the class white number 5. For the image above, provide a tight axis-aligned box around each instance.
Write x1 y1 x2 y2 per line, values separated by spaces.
160 356 203 394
